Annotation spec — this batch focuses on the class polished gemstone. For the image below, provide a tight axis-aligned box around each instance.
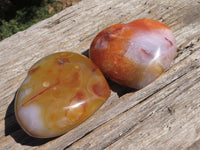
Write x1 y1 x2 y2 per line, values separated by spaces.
15 52 111 138
90 19 177 89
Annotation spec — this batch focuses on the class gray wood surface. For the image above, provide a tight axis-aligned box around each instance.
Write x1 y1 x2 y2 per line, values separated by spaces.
0 0 200 149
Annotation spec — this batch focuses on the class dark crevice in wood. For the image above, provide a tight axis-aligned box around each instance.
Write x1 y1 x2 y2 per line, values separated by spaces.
65 61 200 149
64 143 73 149
79 31 96 42
177 34 200 49
44 9 77 28
64 130 94 149
97 65 200 149
1 0 200 148
65 48 200 149
102 110 159 149
2 43 200 149
93 6 113 17
84 4 98 12
102 123 139 149
64 121 108 149
3 49 134 147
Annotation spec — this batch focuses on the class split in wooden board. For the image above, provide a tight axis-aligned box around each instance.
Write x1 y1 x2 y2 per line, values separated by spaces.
0 0 200 149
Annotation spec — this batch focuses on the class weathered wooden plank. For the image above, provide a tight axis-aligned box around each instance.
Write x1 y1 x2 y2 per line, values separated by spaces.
0 0 200 149
68 50 200 150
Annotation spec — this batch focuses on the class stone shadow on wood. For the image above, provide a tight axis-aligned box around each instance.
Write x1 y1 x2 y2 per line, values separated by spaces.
4 49 134 146
5 90 56 146
82 49 135 97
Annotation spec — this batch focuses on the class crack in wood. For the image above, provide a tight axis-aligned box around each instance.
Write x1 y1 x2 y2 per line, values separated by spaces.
3 51 200 149
102 77 200 149
1 0 200 149
65 63 200 149
64 121 108 149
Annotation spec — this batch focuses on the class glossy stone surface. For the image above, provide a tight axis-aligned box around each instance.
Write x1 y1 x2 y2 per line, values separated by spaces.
90 19 177 89
15 52 111 138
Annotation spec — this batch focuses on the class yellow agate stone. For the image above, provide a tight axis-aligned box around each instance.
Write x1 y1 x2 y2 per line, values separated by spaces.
15 52 110 138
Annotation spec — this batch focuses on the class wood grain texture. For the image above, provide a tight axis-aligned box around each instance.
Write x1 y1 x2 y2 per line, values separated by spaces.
0 0 200 149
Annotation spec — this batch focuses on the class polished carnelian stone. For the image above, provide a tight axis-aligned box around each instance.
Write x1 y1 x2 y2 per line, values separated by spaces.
90 19 177 89
15 52 110 138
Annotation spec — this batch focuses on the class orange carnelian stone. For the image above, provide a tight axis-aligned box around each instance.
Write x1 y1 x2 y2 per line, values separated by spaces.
90 19 177 89
15 52 110 138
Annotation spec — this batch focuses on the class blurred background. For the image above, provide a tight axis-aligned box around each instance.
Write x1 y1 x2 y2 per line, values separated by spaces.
0 0 81 41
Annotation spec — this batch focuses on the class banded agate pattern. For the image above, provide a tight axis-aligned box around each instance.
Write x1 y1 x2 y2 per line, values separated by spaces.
15 52 110 138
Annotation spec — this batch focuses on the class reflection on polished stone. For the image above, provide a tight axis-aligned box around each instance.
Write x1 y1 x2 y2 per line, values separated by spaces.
15 52 110 138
